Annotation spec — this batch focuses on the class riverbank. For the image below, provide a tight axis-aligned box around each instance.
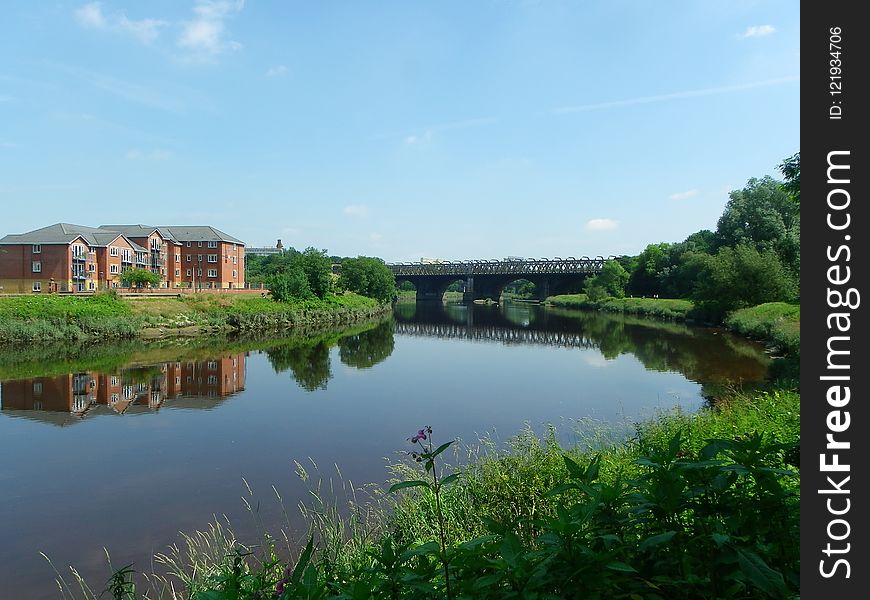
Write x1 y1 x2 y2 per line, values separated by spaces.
0 292 389 343
70 381 798 599
545 294 799 357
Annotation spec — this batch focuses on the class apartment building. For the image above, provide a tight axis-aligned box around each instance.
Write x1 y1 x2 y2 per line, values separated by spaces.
0 222 246 292
0 223 149 292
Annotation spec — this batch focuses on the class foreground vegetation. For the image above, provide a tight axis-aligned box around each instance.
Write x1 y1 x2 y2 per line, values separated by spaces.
546 294 694 321
0 291 387 343
51 377 799 599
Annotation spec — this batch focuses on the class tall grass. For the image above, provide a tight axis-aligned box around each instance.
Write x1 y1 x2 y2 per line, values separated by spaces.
546 294 695 320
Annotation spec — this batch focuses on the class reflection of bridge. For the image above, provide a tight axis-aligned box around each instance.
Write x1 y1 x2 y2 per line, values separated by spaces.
388 257 612 302
394 321 597 350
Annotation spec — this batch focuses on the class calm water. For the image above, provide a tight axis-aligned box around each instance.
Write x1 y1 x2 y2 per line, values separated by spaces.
0 302 769 599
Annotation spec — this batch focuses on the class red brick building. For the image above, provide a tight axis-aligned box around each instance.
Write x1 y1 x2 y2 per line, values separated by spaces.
0 223 246 292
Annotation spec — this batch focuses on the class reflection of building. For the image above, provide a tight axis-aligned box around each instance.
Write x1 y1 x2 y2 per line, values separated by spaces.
0 354 246 424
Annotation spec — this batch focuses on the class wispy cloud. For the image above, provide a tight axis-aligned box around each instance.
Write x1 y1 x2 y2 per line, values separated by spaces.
377 116 498 143
343 205 369 218
266 65 288 77
740 25 776 38
74 2 167 44
552 76 798 114
669 189 699 201
178 0 245 62
0 94 11 102
126 148 172 160
585 218 619 232
1 141 17 149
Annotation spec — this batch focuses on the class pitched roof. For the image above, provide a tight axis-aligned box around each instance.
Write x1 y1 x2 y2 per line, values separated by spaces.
100 224 244 245
159 225 245 245
0 223 153 250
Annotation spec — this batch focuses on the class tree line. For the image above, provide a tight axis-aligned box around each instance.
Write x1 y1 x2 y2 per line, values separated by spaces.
246 247 396 304
585 152 800 319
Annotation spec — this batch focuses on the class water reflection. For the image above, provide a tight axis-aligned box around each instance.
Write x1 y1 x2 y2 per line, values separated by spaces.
394 302 770 385
1 354 246 425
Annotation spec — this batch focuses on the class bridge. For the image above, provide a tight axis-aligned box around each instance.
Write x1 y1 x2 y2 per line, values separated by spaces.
388 256 613 302
394 321 598 350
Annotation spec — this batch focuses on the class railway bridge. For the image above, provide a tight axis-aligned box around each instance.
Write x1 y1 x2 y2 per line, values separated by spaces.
387 256 614 302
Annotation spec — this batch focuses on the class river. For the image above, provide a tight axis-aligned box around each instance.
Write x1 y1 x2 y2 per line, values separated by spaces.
0 302 770 599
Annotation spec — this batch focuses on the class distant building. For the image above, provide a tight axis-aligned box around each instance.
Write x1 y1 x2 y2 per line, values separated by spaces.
246 239 285 258
0 222 246 292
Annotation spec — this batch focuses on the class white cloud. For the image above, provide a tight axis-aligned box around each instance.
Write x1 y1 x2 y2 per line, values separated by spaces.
74 2 166 44
74 2 107 28
553 76 798 114
266 65 288 77
669 189 699 201
126 148 172 160
178 0 244 61
343 205 369 218
740 25 776 38
584 218 619 231
369 233 383 242
404 130 433 145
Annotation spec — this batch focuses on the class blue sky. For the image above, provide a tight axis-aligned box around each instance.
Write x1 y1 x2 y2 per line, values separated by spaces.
0 1 799 261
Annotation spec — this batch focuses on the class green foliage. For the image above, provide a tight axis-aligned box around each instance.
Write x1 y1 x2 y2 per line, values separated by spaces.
299 248 333 299
584 260 629 300
120 268 161 288
778 152 800 206
693 245 798 320
715 176 800 274
725 303 800 357
266 267 313 302
546 294 694 321
338 257 396 303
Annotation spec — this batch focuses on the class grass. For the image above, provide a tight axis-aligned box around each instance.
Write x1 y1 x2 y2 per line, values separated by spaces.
724 302 800 356
545 294 695 320
0 291 386 343
49 383 800 599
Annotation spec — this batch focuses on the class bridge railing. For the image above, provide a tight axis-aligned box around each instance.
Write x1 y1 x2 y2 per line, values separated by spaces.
387 257 617 276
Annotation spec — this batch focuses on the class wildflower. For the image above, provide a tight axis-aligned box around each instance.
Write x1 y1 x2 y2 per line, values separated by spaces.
410 428 427 443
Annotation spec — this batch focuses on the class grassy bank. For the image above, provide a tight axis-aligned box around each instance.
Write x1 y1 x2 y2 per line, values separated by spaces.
724 302 800 357
0 292 387 343
545 293 694 321
54 382 800 599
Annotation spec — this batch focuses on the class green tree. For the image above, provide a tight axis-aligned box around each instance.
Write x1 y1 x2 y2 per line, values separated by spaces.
585 260 629 299
266 267 312 302
715 176 800 274
120 268 160 288
779 151 800 205
300 248 333 299
693 244 797 318
338 257 396 303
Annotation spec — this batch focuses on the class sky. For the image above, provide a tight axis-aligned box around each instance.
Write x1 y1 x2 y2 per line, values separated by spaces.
0 1 799 262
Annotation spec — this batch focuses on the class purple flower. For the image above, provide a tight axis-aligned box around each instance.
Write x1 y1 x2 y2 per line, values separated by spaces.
411 428 427 443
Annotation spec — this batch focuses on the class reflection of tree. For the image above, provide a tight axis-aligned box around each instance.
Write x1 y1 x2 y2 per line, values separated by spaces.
266 341 332 391
393 302 417 321
338 320 395 369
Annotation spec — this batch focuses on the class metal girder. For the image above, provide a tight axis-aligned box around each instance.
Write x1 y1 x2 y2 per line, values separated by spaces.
387 257 611 277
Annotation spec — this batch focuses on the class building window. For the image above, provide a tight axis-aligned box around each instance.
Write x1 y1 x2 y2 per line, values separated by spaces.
208 269 217 278
208 241 218 248
186 269 192 277
232 270 237 278
32 281 41 292
207 254 218 263
32 261 42 273
32 244 41 253
197 269 202 276
186 241 191 247
88 282 96 290
110 264 119 274
175 254 180 262
175 269 180 277
33 382 43 394
232 256 237 264
110 246 119 256
207 375 218 384
186 255 191 262
207 361 217 370
88 263 96 272
198 241 203 247
197 254 203 262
